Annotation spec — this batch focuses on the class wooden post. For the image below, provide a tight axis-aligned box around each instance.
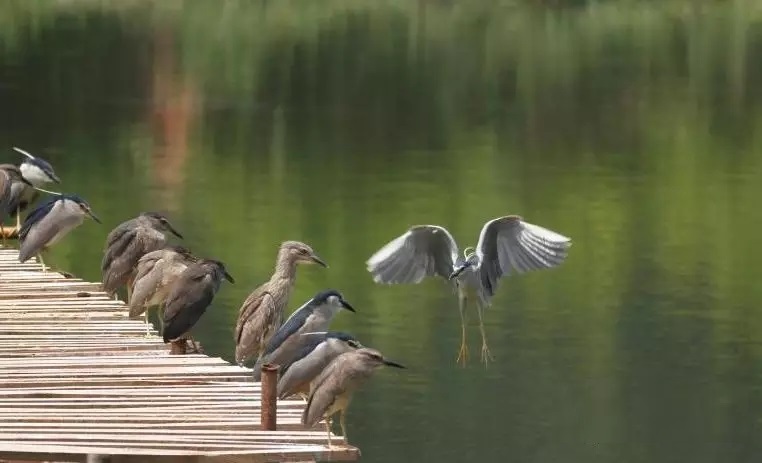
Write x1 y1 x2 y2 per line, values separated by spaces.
260 363 279 431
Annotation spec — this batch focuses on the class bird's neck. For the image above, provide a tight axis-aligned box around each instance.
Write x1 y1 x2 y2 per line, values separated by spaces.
272 250 298 281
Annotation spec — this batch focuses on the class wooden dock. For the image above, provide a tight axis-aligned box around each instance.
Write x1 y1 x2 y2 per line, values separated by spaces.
0 249 360 462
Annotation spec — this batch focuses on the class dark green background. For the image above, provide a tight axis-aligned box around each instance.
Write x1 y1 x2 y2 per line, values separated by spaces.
2 1 762 462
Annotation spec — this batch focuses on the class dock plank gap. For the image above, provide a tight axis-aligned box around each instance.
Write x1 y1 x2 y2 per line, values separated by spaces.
0 249 360 462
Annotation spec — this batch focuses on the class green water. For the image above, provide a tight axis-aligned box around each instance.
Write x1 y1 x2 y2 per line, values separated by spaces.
3 1 762 461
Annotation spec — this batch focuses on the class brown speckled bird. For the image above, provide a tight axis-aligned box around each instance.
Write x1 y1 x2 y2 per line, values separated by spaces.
234 241 327 366
302 347 405 446
101 212 183 299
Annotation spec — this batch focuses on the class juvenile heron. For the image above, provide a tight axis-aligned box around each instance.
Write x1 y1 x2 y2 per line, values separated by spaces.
234 241 327 365
129 245 198 335
162 259 234 345
277 331 362 400
9 147 61 228
367 215 571 366
18 192 100 269
252 290 356 381
0 165 32 241
302 347 405 446
101 212 183 299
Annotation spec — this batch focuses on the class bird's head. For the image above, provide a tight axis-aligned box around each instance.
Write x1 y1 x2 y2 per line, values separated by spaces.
13 147 61 184
357 347 406 370
327 331 363 350
311 289 356 313
448 249 478 280
142 212 183 239
66 195 101 223
205 259 235 284
281 241 327 268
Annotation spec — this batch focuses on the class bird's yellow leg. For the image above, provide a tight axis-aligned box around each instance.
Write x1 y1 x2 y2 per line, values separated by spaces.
15 207 19 230
37 253 47 273
325 416 333 447
477 304 494 366
158 306 166 335
1 223 6 247
340 410 348 444
143 310 151 338
456 291 469 367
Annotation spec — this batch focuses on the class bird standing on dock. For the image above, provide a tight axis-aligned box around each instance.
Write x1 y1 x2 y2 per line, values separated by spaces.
302 347 405 446
8 147 61 229
234 241 327 366
277 331 362 400
0 165 32 242
252 290 356 381
101 212 183 300
366 215 571 366
18 193 101 270
162 259 234 348
129 245 198 335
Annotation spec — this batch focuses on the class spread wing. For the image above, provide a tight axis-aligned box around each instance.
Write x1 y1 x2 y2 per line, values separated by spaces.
162 266 215 342
476 215 571 298
366 225 460 284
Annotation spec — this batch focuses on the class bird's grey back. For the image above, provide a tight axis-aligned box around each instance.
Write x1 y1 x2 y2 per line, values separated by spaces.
18 198 86 262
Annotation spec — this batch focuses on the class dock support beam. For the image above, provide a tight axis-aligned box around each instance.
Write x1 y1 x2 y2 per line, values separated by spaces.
261 363 279 431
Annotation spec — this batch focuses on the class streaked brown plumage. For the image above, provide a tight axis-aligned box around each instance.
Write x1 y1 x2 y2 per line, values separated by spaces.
0 165 31 233
129 245 198 334
234 241 327 365
101 212 183 298
302 348 405 445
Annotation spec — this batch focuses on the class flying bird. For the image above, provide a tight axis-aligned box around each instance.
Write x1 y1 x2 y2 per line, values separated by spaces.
366 215 571 365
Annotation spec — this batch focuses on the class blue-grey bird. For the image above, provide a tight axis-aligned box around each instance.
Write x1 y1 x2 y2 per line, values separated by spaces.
277 331 362 400
129 245 198 335
0 165 32 241
162 259 234 344
252 290 356 381
102 212 183 299
302 347 405 446
234 241 328 366
366 215 571 366
9 147 61 228
18 193 100 269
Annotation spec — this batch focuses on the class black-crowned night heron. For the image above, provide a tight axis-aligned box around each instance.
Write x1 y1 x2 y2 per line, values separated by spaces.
234 241 327 366
129 245 198 336
277 331 362 400
9 147 61 228
162 259 234 345
18 192 100 269
0 165 32 242
366 215 571 366
252 289 356 381
302 347 405 446
101 212 183 299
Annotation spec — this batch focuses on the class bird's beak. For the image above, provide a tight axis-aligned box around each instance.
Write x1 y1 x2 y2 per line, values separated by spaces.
87 210 102 223
340 299 356 313
383 359 406 369
223 271 235 284
310 254 328 268
50 172 61 184
167 223 183 239
448 262 470 280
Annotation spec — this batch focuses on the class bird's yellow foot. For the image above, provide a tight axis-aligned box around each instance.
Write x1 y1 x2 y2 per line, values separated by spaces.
480 343 494 365
456 342 469 367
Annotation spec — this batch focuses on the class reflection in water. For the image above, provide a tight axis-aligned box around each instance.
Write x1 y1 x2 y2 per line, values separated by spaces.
2 2 762 463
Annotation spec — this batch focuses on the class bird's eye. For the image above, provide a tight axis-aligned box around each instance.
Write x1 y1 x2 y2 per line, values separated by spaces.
298 248 309 255
348 340 359 348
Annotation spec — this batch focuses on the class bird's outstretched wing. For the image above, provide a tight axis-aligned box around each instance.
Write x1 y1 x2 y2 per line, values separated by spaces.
476 215 571 298
366 225 459 284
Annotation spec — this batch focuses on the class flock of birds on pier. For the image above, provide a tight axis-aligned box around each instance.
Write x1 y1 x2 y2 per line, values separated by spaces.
1 146 573 445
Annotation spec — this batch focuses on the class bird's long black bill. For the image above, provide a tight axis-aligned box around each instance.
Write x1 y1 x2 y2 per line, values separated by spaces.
448 264 469 280
383 359 406 369
88 211 102 223
168 224 183 239
341 300 356 313
51 173 61 184
310 254 328 268
224 271 235 284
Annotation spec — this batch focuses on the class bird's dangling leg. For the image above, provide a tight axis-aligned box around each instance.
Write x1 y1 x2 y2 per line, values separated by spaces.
456 290 469 367
477 304 494 366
